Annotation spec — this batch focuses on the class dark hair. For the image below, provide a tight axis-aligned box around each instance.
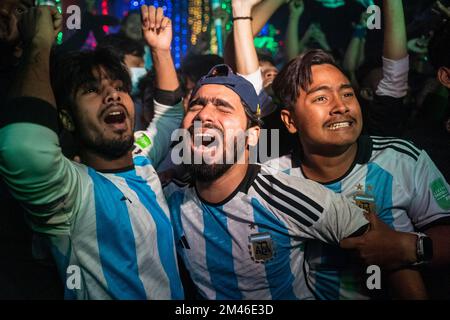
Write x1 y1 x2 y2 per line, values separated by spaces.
51 47 132 113
241 99 263 128
180 54 224 84
257 51 276 67
272 49 342 110
429 21 450 69
97 34 145 60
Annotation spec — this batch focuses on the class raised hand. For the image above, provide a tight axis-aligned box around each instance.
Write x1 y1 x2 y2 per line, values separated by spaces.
289 0 304 17
19 6 62 48
141 5 172 51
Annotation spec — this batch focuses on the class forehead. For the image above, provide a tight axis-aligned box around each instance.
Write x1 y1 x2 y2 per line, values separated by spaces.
308 64 350 87
192 84 243 106
91 66 121 82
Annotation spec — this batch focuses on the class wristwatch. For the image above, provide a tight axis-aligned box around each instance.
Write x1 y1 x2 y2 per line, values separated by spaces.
412 232 433 266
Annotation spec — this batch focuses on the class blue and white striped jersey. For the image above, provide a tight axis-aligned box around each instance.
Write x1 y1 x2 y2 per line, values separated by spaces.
265 135 450 299
0 97 184 300
164 164 368 300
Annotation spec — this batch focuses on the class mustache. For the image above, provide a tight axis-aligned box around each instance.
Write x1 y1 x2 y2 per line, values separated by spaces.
100 103 128 118
324 116 356 126
187 122 223 136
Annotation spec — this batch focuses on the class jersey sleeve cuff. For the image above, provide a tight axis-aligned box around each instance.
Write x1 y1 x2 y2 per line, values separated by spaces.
375 55 409 98
418 216 450 232
154 86 183 106
0 97 59 134
238 68 264 95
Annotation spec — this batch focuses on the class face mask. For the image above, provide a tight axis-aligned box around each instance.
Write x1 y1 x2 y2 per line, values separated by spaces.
130 67 147 95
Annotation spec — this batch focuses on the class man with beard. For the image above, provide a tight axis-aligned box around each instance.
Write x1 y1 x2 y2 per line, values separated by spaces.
0 5 184 299
164 64 426 299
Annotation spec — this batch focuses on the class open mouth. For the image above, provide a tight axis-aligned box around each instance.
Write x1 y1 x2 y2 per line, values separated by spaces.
192 132 218 150
101 105 128 131
104 110 126 124
327 121 354 131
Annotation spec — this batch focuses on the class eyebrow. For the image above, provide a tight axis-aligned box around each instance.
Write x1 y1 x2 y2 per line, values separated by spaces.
306 83 353 95
189 97 236 110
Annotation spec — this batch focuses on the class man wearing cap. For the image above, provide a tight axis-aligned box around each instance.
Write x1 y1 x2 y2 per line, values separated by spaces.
164 64 427 300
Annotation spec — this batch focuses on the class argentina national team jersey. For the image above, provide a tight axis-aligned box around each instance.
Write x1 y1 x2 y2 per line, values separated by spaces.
164 164 368 300
46 155 184 299
0 98 184 300
265 135 450 300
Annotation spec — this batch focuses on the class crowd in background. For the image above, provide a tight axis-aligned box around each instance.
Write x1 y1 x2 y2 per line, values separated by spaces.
0 0 449 300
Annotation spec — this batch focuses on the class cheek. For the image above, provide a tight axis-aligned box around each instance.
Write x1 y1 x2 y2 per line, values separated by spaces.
295 106 324 131
124 97 135 118
222 118 246 141
181 112 196 129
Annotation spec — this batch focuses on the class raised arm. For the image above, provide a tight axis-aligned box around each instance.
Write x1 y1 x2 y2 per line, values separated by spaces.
141 5 178 91
383 0 407 60
343 12 369 88
231 0 261 75
10 6 62 103
1 7 83 234
251 0 287 35
134 5 184 168
286 0 305 60
366 0 409 136
224 0 285 70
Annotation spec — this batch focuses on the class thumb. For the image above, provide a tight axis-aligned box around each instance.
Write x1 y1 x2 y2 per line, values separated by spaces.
340 236 362 250
364 210 380 229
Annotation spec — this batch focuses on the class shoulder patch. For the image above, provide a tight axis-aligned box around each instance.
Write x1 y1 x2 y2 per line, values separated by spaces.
430 178 450 210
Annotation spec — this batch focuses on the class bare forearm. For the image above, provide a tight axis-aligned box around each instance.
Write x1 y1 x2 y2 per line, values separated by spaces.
358 39 366 68
225 0 284 71
286 14 301 60
343 37 361 72
251 0 285 35
151 48 179 91
11 42 56 107
383 0 407 60
232 3 259 75
388 268 428 300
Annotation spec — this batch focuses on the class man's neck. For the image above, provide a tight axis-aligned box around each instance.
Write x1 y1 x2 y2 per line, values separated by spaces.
196 163 249 204
300 142 358 184
80 150 134 172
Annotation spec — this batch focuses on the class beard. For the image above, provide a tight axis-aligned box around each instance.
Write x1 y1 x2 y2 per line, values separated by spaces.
76 123 134 160
185 123 246 183
186 162 233 183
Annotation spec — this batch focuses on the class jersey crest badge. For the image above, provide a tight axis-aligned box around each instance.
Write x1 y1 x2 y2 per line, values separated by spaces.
353 191 377 215
248 232 274 263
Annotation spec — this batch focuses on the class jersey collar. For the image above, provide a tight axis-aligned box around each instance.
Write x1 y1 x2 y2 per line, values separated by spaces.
291 135 373 184
195 164 261 206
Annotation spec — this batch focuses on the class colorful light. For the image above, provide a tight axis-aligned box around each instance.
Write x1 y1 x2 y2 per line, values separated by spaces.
102 0 109 33
54 0 62 45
